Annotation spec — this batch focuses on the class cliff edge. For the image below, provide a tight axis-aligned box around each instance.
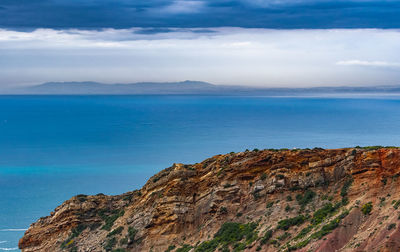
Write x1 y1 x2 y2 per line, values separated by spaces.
19 147 400 252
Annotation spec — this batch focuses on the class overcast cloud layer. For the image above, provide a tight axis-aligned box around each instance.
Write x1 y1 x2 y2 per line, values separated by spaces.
1 0 400 29
1 28 400 88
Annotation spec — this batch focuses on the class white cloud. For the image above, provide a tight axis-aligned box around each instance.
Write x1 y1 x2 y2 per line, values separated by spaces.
0 28 400 88
336 60 400 67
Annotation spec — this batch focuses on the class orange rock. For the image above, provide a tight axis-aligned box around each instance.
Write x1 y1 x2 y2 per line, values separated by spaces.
19 147 400 252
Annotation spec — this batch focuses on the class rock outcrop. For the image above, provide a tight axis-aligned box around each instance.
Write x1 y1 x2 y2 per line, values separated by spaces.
19 147 400 252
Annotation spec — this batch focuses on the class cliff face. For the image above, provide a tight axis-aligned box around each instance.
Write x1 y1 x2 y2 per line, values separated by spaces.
19 148 400 252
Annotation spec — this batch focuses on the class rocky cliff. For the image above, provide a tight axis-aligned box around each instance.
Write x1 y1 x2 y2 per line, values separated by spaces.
19 147 400 252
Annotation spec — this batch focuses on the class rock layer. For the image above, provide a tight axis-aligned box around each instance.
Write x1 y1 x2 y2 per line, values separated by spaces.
19 147 400 251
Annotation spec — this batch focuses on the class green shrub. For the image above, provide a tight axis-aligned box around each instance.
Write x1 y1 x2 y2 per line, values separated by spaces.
288 238 311 251
289 186 301 191
393 200 400 209
165 245 176 252
195 222 258 252
214 222 258 244
310 210 348 241
220 246 229 252
388 223 396 230
220 207 228 214
340 178 352 198
296 189 316 209
101 210 125 231
380 197 386 207
338 210 349 219
223 183 232 188
176 244 193 252
71 224 86 237
286 195 293 201
276 174 285 179
76 194 87 202
294 225 313 240
260 230 273 245
277 215 306 230
361 202 373 215
285 205 292 212
107 226 123 237
311 203 339 225
358 146 384 150
195 239 219 252
341 197 349 206
122 194 132 202
261 173 267 180
277 232 290 241
233 242 246 251
60 224 87 248
128 227 138 241
310 218 339 240
89 222 101 230
103 237 117 251
252 191 261 200
266 201 274 208
119 237 128 245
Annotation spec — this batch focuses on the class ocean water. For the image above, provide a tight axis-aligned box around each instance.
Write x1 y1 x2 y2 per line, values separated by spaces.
1 95 400 250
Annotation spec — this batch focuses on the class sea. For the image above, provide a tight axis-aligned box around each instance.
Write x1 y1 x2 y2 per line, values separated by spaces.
1 95 400 251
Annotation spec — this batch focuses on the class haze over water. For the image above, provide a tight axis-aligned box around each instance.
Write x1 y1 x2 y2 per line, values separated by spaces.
1 95 400 250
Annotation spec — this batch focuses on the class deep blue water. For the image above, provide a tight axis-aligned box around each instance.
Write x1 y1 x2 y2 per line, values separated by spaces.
1 95 400 250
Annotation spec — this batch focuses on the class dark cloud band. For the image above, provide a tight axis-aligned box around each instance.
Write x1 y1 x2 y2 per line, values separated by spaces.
1 0 400 29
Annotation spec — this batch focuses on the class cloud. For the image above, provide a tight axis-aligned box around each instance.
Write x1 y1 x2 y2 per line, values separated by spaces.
0 28 400 88
336 60 400 67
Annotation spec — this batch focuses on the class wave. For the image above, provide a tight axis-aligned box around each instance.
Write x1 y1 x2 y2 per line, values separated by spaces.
0 229 26 232
0 240 18 251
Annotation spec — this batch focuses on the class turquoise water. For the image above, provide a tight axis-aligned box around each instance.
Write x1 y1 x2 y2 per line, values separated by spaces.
1 95 400 250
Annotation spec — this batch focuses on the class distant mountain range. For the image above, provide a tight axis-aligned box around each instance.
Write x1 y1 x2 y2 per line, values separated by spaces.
4 81 400 96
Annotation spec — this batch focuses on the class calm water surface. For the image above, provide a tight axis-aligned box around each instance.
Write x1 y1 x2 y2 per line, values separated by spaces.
1 95 400 250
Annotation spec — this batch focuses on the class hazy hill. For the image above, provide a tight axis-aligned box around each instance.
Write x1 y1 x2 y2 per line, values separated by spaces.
5 81 400 96
20 81 218 94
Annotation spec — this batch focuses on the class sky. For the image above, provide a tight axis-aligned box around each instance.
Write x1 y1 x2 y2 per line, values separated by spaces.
0 0 400 88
